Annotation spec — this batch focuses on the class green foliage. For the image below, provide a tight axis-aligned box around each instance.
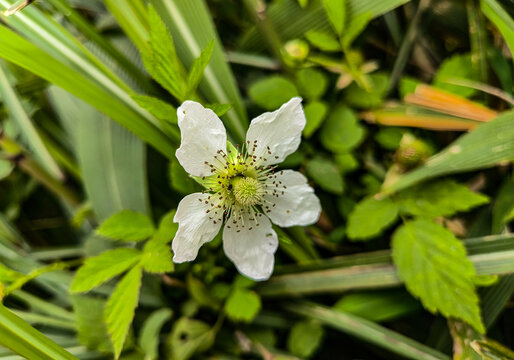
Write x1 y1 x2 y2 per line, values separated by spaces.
392 220 484 333
224 288 261 322
185 41 215 97
341 12 372 49
347 196 399 240
433 54 477 97
70 248 142 293
105 265 143 359
169 158 198 195
345 73 388 108
296 68 328 100
322 0 346 36
305 30 341 52
131 95 178 124
396 180 489 218
139 308 173 360
141 237 174 273
97 211 155 242
248 76 299 110
306 157 344 194
168 317 214 360
303 101 329 138
72 295 112 352
320 106 365 153
287 320 324 358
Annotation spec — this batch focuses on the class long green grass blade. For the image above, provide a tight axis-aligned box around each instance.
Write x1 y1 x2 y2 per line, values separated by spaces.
48 87 150 220
0 61 62 180
285 302 449 360
0 25 175 156
382 110 514 194
0 304 79 360
481 0 514 66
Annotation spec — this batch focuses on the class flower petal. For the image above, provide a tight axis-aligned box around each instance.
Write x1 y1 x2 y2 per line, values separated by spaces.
175 101 227 177
245 97 305 166
223 211 278 281
172 193 223 262
263 170 321 227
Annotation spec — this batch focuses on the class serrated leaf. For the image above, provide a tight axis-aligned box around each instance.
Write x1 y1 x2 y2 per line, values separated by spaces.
322 0 346 35
131 95 177 124
168 317 214 360
186 41 214 97
71 248 142 293
287 320 324 358
97 210 155 242
139 308 173 360
320 106 365 153
141 237 174 273
224 288 261 322
143 6 186 100
306 157 344 194
396 180 489 218
305 30 341 52
72 295 112 352
347 196 399 240
303 101 329 138
392 220 484 333
248 76 299 110
296 68 328 101
105 265 143 359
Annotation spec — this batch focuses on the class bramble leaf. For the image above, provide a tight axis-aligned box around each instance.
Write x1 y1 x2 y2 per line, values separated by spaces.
347 196 399 240
97 210 155 242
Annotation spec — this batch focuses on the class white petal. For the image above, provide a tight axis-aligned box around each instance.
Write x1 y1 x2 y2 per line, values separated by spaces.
175 101 227 177
263 170 321 227
223 211 278 281
172 193 223 262
245 97 305 166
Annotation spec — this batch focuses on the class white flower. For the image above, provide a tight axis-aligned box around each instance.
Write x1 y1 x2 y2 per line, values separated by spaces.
172 98 321 281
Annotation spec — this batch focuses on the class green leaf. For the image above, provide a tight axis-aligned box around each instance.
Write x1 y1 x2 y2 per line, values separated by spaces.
141 237 174 273
382 110 514 194
0 303 79 360
105 265 143 359
392 220 484 333
139 308 173 360
492 178 514 233
70 248 142 293
347 196 399 240
481 0 514 67
335 153 359 173
0 159 14 180
375 127 405 150
305 30 341 52
320 106 365 153
303 101 329 138
169 157 199 195
322 0 346 35
205 103 233 117
433 54 477 97
306 157 344 194
396 180 489 218
72 295 112 352
97 210 155 242
144 5 186 101
168 317 214 360
131 95 178 124
224 288 261 322
0 263 23 283
154 210 179 243
296 68 328 100
345 73 388 109
341 12 372 49
187 275 221 310
186 40 214 97
248 76 299 110
334 290 420 322
287 320 324 358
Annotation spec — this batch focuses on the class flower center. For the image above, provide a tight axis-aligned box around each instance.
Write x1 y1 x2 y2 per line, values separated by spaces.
231 176 263 206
